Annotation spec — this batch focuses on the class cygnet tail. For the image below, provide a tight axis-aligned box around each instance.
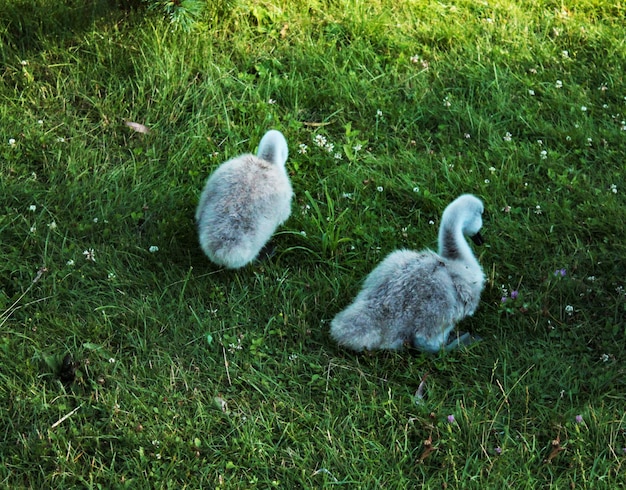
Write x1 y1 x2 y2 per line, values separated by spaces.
257 130 288 166
330 310 383 352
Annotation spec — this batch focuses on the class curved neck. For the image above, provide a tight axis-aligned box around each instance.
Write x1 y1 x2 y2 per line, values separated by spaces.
438 222 478 266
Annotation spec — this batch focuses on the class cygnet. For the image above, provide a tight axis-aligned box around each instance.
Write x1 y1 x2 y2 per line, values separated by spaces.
195 130 293 268
330 194 485 352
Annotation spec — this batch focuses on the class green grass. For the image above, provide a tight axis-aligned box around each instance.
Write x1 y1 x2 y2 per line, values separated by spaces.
1 0 625 487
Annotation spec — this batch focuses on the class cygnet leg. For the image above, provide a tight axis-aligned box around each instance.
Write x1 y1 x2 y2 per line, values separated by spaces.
444 332 481 351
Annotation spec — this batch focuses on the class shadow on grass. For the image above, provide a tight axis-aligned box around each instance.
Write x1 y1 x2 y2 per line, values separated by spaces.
0 0 143 55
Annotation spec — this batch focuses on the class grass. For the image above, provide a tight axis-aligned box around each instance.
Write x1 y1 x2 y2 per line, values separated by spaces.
1 0 625 487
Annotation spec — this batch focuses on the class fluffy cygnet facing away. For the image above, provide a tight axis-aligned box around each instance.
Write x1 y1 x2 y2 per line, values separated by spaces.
195 130 293 269
330 194 485 353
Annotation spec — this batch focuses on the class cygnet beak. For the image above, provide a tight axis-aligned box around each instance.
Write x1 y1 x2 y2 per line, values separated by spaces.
470 232 484 246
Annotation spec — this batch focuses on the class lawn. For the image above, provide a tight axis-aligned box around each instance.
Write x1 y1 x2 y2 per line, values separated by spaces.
1 0 625 487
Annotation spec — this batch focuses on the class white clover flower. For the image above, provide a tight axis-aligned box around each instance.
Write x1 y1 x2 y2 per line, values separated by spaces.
298 143 308 154
333 152 342 160
555 80 563 88
464 133 471 139
29 225 37 234
48 221 57 230
109 357 116 363
600 353 610 363
412 186 420 193
537 139 543 145
376 186 383 192
528 89 535 96
534 205 542 215
300 231 306 237
503 132 512 142
56 137 65 143
83 248 96 262
565 305 574 315
28 205 36 212
561 50 569 58
581 106 587 112
149 245 159 253
325 143 334 153
108 272 116 280
610 184 617 194
428 220 435 225
410 55 420 64
484 179 490 184
488 166 496 173
376 109 383 117
9 138 16 146
20 60 29 66
352 144 362 152
314 134 327 147
267 98 276 105
37 119 43 125
540 150 547 160
443 97 451 107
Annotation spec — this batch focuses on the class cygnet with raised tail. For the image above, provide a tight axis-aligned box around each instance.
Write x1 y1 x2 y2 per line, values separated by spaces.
330 194 485 352
195 130 293 268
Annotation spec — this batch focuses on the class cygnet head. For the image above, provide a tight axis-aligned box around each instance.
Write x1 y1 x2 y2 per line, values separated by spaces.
441 194 485 245
256 129 288 167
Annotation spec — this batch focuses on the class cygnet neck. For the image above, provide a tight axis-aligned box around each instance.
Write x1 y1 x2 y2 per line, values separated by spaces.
438 214 478 266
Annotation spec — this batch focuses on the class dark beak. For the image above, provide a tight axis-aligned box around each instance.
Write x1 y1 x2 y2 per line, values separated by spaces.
470 232 484 246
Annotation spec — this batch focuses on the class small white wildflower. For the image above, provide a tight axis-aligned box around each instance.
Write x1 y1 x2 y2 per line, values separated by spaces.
66 259 75 266
93 218 98 223
334 152 342 160
610 184 617 193
29 225 37 233
267 98 276 105
300 231 306 237
599 84 608 92
28 205 37 212
502 205 511 213
602 104 609 109
56 137 65 143
537 139 543 145
376 109 383 117
464 133 471 139
9 138 16 146
428 220 435 225
298 143 308 154
529 68 537 74
443 97 451 107
561 50 569 58
540 150 548 160
503 132 512 142
324 143 334 153
37 119 43 125
412 186 420 193
410 55 420 64
288 353 298 361
586 276 596 282
47 221 57 230
566 135 572 141
83 248 96 262
484 179 490 184
600 353 610 363
587 137 592 146
485 17 494 23
149 245 159 253
352 144 362 152
534 205 542 215
528 89 535 96
488 166 496 173
20 60 28 66
565 305 574 315
342 192 353 199
314 134 327 147
555 80 563 88
376 186 383 192
581 106 587 112
108 272 116 280
108 357 116 363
